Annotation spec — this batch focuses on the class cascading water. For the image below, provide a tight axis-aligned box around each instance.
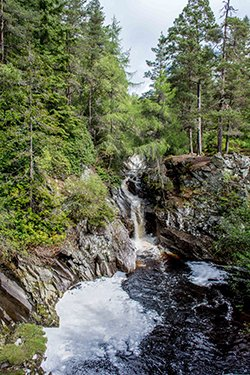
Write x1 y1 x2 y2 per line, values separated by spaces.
42 156 250 375
118 155 159 257
120 177 145 244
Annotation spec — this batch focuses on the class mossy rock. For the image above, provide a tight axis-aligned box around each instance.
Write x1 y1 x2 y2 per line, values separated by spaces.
0 323 47 367
33 304 59 327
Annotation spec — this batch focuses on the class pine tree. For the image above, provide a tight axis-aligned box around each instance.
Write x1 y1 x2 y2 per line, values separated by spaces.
81 0 107 139
165 0 218 154
0 0 96 251
217 0 234 153
0 0 38 63
216 2 250 153
145 32 168 83
0 0 4 62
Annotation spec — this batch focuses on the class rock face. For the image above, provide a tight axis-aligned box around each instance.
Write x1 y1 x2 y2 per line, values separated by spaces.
0 270 32 325
142 154 250 260
0 219 136 327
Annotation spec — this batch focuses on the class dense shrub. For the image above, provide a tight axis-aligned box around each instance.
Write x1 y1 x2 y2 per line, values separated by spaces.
216 204 250 269
64 173 115 229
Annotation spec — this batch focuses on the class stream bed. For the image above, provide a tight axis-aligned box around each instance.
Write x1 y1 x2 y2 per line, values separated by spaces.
42 259 250 375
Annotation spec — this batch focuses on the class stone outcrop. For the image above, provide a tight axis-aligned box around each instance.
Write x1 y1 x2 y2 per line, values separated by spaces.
0 271 32 325
0 219 136 327
142 153 250 260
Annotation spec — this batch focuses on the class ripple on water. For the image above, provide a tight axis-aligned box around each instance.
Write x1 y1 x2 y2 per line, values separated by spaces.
42 272 161 375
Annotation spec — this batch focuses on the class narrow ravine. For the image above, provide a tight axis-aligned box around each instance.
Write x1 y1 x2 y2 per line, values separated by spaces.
42 157 250 375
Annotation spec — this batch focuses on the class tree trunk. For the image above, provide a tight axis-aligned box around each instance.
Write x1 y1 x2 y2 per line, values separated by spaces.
197 80 202 155
218 0 230 153
30 117 34 208
225 122 230 153
28 86 34 209
189 127 194 154
225 134 229 154
88 86 93 132
65 30 73 105
0 0 4 63
66 84 72 105
27 48 34 208
218 122 223 154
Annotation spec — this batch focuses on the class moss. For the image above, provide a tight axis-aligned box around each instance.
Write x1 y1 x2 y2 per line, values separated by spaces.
33 304 59 327
0 324 47 366
0 371 24 375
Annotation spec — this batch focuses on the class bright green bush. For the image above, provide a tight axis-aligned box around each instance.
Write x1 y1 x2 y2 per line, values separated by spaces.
216 204 250 269
65 174 115 228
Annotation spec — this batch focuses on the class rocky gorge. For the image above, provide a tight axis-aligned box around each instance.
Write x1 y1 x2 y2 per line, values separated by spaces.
0 153 249 374
0 218 136 328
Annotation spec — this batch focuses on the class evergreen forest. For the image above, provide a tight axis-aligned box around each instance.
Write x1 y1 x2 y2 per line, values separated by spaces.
0 0 249 257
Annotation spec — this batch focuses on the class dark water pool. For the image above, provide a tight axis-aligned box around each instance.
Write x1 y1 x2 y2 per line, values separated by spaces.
42 259 250 375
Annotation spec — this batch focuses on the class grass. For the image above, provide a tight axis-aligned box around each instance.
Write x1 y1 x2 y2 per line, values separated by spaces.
0 324 47 367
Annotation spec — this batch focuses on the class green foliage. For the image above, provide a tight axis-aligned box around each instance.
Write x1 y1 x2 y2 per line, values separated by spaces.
64 173 115 228
216 204 250 269
95 165 121 187
146 0 249 154
0 324 47 366
0 193 69 256
0 0 249 259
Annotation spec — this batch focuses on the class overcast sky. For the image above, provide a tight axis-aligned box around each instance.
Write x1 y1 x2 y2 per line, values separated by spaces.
100 0 249 93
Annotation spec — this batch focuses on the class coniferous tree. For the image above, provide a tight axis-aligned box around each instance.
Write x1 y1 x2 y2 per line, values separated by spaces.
63 0 87 105
83 0 106 139
0 0 4 62
217 0 234 153
165 0 218 154
145 32 168 83
216 2 250 152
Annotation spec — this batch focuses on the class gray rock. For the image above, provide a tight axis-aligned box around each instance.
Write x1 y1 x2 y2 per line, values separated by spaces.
144 154 250 260
1 218 136 326
0 271 32 325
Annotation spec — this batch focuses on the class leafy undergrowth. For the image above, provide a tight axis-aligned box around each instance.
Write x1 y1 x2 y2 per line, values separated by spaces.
0 171 115 260
215 204 250 269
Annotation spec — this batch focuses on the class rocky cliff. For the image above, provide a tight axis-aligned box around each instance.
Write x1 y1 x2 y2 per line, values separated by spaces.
142 153 250 260
0 219 136 327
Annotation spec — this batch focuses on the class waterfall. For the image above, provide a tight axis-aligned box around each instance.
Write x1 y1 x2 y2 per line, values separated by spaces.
117 155 159 257
131 199 145 241
121 176 145 248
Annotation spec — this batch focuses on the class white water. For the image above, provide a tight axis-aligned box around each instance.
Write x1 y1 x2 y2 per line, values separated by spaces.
187 261 228 287
42 273 160 374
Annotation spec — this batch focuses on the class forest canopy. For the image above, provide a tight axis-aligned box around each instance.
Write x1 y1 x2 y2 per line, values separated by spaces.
0 0 249 253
